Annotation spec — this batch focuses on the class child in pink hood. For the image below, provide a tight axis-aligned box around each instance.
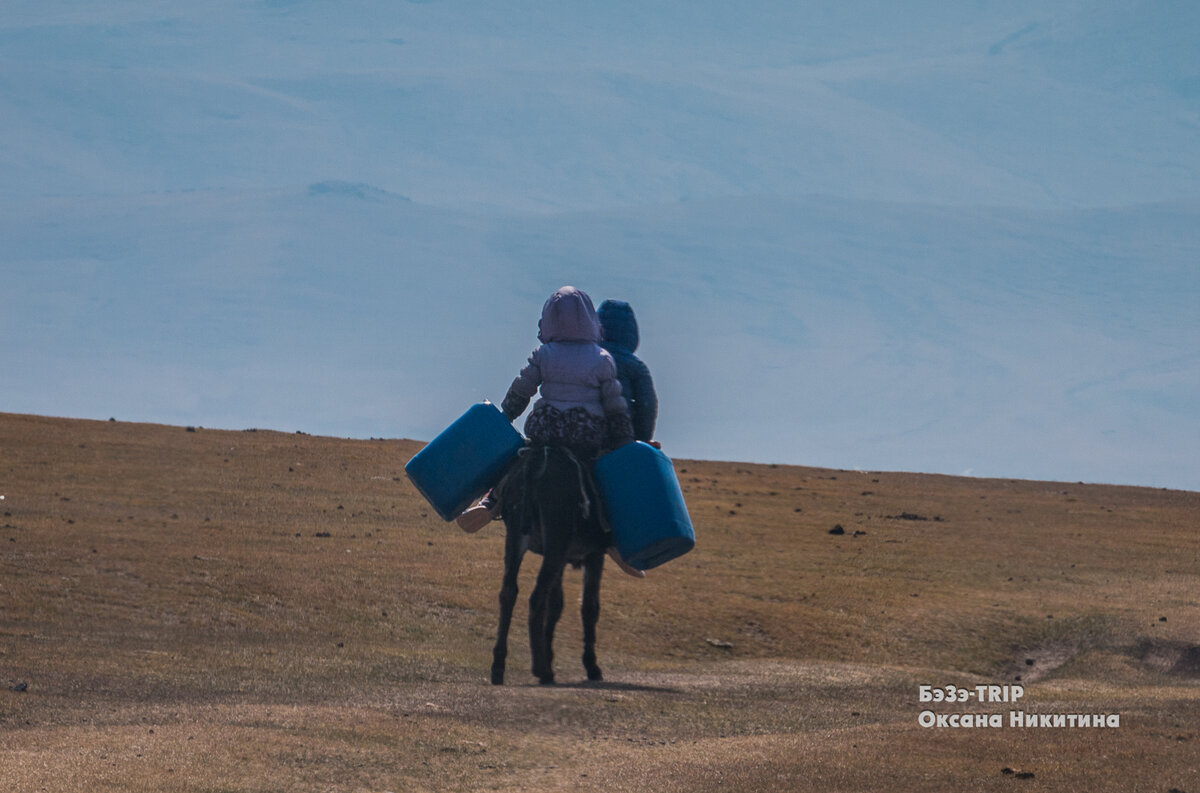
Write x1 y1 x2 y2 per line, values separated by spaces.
501 286 635 453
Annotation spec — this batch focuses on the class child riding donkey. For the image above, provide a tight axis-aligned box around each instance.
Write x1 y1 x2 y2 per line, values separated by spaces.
456 286 653 577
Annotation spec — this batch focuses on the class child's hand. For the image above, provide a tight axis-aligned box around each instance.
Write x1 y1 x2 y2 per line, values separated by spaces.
648 440 662 450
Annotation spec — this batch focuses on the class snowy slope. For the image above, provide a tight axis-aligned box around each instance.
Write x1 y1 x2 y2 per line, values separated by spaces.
4 2 1197 209
2 2 1198 490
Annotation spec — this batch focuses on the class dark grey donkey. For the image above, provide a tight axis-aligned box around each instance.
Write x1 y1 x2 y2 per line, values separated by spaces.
490 445 608 685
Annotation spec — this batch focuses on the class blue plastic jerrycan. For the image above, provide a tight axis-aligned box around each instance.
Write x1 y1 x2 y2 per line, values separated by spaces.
594 441 695 571
404 402 524 521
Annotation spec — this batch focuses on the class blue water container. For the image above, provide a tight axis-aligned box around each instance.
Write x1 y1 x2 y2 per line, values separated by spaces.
594 441 695 571
404 402 525 521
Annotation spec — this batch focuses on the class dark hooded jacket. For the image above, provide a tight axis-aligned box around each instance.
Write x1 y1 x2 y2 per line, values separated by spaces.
598 300 658 443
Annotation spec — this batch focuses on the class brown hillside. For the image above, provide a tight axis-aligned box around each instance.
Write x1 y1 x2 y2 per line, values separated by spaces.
1 412 1197 792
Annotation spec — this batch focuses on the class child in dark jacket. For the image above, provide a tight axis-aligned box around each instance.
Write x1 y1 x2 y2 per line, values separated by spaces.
597 300 658 445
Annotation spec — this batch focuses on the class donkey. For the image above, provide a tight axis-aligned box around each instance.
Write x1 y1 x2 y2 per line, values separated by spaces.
490 445 607 685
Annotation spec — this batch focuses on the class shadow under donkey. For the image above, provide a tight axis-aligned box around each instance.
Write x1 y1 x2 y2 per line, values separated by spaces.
490 444 610 686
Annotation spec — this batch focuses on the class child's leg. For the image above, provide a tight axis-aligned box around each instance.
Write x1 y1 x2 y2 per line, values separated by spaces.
456 488 499 533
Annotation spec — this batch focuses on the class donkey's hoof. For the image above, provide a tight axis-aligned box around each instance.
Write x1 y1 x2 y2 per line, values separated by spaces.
490 666 505 686
586 666 603 682
537 674 556 686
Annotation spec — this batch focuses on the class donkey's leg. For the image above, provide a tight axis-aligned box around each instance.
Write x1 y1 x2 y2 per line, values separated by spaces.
528 555 566 685
581 550 605 681
543 577 565 679
491 528 525 685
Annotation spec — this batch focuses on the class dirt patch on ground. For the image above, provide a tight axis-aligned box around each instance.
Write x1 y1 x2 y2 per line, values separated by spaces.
1007 640 1081 683
1139 640 1200 677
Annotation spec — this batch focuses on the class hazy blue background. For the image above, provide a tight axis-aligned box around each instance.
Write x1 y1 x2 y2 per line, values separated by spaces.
3 1 1198 490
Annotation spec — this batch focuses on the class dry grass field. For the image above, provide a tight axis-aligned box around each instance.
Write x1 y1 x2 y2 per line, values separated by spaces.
1 411 1197 792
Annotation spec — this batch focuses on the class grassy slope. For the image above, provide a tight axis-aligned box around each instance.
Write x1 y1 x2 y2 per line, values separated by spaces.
1 412 1197 792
